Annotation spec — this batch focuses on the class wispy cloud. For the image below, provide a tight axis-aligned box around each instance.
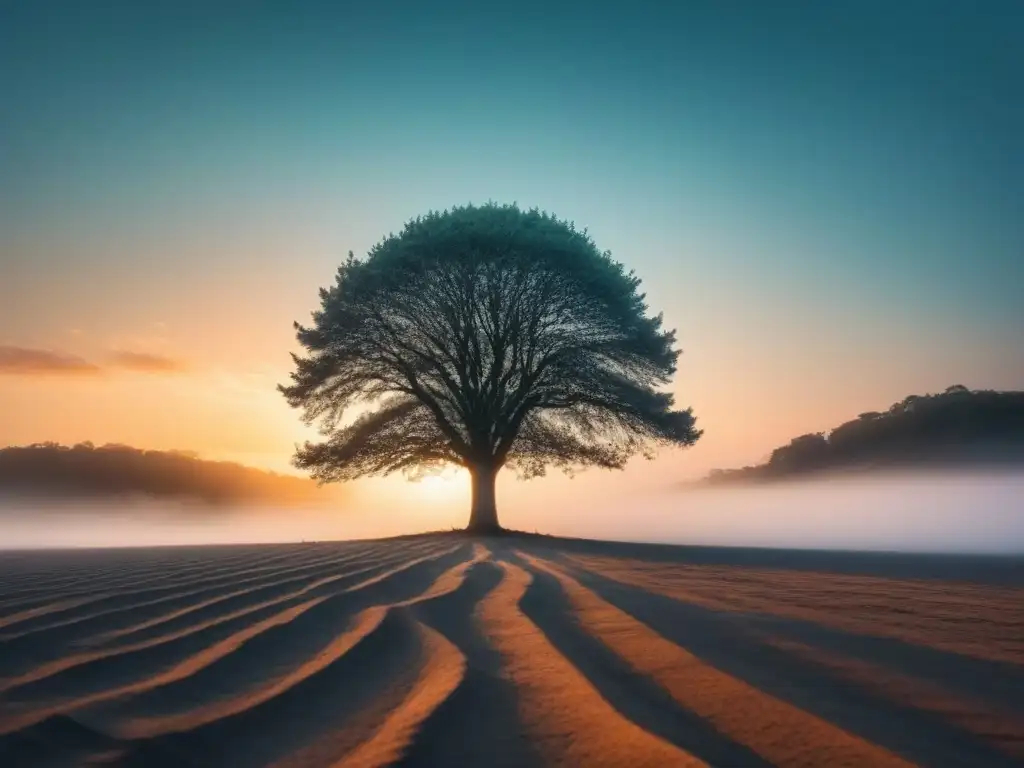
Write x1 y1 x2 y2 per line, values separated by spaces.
0 346 101 376
0 346 188 377
108 350 187 373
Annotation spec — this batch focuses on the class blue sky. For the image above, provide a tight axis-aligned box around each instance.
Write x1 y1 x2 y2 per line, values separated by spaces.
1 0 1022 495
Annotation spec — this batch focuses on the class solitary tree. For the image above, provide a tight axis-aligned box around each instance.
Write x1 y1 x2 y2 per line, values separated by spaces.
280 203 701 533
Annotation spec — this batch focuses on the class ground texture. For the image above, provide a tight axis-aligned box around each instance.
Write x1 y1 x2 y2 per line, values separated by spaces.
0 536 1022 767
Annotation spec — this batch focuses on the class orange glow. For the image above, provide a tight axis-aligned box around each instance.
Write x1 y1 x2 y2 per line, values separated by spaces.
410 471 468 503
4 226 1021 542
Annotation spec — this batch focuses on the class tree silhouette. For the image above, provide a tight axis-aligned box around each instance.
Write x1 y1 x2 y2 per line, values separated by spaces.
281 203 701 532
0 443 332 506
701 386 1024 485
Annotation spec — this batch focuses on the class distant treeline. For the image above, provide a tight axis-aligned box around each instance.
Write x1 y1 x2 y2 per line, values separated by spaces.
702 386 1024 486
0 442 336 506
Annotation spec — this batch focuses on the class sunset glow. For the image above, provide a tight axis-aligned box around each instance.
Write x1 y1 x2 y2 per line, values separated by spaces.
1 7 1021 767
2 1 1021 538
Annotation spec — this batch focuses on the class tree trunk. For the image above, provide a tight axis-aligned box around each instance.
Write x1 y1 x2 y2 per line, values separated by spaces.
467 463 501 534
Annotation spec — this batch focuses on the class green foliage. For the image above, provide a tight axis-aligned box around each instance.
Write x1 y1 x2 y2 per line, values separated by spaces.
281 202 701 485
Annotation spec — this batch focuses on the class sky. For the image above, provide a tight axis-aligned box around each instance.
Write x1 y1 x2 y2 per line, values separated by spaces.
1 1 1022 533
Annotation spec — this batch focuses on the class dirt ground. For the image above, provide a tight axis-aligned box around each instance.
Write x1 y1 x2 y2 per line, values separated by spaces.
0 536 1021 767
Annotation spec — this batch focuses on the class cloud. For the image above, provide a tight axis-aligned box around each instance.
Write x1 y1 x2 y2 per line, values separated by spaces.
0 346 101 376
108 350 187 373
0 346 187 376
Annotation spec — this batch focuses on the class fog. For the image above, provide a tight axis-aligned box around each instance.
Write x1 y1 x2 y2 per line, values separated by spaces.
0 498 414 550
547 472 1024 555
0 472 1022 554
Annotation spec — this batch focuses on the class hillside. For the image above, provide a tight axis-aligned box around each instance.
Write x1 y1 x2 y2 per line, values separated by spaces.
0 442 335 506
702 386 1024 486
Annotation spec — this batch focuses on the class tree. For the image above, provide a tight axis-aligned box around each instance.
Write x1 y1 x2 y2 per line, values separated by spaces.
280 203 702 533
768 432 829 471
701 385 1024 484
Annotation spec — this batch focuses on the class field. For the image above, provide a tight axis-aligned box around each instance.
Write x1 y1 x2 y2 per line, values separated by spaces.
1 536 1022 767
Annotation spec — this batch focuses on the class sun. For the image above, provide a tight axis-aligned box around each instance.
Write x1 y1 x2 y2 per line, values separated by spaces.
412 471 466 502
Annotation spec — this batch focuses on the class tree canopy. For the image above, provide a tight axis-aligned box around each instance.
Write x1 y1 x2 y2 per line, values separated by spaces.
701 386 1024 486
281 203 701 531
